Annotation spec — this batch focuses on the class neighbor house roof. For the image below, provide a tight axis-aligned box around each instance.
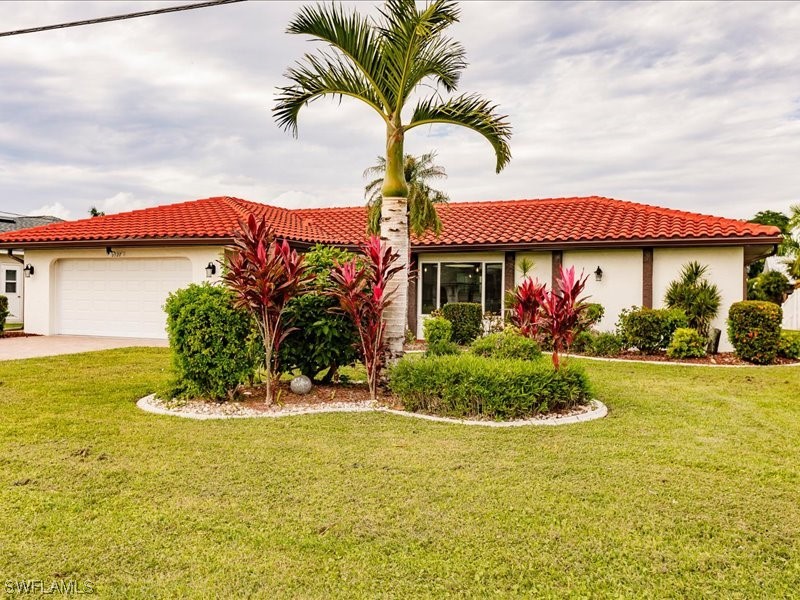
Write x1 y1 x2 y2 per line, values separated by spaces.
0 195 782 250
0 213 63 234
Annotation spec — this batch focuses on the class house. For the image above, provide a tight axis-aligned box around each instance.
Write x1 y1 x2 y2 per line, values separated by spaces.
0 212 63 323
0 196 781 350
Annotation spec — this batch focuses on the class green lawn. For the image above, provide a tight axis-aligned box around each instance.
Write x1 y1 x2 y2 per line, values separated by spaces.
1 349 799 598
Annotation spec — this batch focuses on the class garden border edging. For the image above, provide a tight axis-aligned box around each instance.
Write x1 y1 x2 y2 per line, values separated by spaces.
136 394 607 427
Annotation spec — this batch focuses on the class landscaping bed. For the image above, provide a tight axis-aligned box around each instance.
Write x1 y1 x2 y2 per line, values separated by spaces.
576 351 800 366
0 331 37 339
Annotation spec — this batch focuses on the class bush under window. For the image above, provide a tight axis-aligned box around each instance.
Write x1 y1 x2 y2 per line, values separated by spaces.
727 301 782 364
441 302 483 344
423 315 452 344
389 354 591 420
165 283 259 400
617 306 689 354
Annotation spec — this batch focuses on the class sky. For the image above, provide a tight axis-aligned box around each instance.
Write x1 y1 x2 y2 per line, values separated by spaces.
0 1 798 222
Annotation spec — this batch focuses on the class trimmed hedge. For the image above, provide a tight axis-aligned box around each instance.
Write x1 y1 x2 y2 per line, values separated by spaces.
0 295 8 333
441 302 483 344
423 315 452 344
727 301 782 364
164 283 259 400
425 339 461 357
778 330 800 360
389 354 591 419
470 330 541 360
617 307 689 354
666 328 707 359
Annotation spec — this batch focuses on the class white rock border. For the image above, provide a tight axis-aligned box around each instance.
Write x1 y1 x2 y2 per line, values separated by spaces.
567 354 800 368
136 394 607 427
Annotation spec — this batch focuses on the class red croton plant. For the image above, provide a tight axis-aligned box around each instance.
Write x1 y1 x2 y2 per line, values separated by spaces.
511 266 589 370
329 236 402 401
224 215 312 404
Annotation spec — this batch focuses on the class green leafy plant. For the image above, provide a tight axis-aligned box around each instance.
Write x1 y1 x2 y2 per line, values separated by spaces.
441 302 483 344
666 328 707 359
777 330 800 359
164 284 260 401
0 295 8 333
423 315 453 344
748 270 793 305
727 301 782 364
664 262 721 337
424 339 461 357
617 307 689 354
586 332 624 357
389 354 591 420
582 303 605 330
470 329 541 361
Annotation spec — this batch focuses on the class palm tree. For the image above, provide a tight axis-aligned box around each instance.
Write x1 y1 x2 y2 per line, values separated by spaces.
364 151 449 237
785 204 800 281
274 0 512 357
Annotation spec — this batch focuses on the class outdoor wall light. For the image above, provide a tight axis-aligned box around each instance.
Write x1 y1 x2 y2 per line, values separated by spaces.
23 263 34 278
205 262 217 278
106 246 113 255
594 266 603 281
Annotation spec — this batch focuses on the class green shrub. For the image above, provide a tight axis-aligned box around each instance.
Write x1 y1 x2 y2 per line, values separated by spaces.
470 330 541 360
303 243 360 288
389 354 591 419
666 328 707 359
423 315 452 344
748 271 793 305
583 303 605 329
571 330 594 353
586 332 624 357
727 301 782 364
280 292 358 382
617 306 689 354
425 339 461 357
777 330 800 359
663 262 721 336
441 302 483 344
164 283 259 400
0 295 8 333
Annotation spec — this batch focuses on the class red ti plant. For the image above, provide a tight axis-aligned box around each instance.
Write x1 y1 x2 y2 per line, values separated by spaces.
509 277 548 339
329 236 402 401
224 214 312 404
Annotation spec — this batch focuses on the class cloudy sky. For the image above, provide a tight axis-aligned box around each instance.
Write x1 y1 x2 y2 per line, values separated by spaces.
1 1 799 222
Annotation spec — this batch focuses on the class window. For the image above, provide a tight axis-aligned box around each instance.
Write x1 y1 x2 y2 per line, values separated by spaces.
4 269 16 294
419 260 503 315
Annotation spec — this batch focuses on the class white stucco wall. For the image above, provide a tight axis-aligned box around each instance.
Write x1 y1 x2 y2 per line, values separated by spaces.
563 249 644 332
514 251 552 287
23 246 224 336
653 247 744 352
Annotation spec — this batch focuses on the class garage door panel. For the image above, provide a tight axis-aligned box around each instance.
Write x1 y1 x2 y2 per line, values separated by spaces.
56 258 193 338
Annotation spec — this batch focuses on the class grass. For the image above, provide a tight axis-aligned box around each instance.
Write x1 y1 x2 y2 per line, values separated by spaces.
3 322 23 331
1 348 800 598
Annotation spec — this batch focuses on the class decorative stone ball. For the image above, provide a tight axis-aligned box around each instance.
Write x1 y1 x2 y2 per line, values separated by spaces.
290 375 313 395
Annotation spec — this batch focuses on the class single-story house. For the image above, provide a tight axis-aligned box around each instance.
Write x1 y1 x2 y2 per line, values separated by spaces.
0 196 781 350
0 213 63 323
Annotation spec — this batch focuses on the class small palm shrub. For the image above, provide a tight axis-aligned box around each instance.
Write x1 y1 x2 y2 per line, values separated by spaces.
778 330 800 359
165 283 259 400
664 262 721 337
470 329 541 360
425 339 461 357
423 315 453 344
441 302 483 344
666 328 707 359
727 301 782 364
389 354 591 419
617 307 689 354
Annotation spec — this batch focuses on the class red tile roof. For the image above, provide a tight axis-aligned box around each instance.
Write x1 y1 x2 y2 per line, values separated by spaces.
0 195 781 249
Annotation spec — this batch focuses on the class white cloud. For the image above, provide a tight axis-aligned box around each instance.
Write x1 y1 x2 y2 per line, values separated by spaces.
28 202 71 220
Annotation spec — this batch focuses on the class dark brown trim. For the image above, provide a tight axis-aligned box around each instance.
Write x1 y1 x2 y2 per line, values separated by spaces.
503 251 516 294
642 248 653 308
5 250 23 264
551 250 563 291
407 253 418 339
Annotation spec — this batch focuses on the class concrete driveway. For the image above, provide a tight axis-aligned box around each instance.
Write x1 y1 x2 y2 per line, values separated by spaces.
0 335 169 361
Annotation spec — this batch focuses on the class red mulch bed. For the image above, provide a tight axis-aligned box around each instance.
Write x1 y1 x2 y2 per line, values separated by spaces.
587 351 799 366
403 341 427 352
0 331 39 339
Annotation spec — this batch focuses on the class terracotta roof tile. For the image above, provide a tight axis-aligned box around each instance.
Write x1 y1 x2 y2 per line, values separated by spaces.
0 195 781 248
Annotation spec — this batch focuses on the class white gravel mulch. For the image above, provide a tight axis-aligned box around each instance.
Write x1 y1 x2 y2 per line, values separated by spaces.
137 394 607 427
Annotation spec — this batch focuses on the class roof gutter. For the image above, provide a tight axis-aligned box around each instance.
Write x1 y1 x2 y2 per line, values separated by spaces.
5 249 23 264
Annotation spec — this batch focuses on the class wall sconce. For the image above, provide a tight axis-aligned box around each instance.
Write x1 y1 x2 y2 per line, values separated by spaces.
205 262 217 278
594 266 603 282
106 246 113 255
23 263 34 278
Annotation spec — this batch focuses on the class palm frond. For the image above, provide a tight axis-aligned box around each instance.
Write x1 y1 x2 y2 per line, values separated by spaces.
407 93 512 172
274 51 386 136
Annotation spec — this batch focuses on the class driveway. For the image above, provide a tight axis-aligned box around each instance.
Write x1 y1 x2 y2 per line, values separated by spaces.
0 335 169 360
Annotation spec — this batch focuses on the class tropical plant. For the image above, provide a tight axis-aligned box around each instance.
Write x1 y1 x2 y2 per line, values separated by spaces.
509 277 548 339
663 261 721 337
224 215 312 404
274 0 512 358
0 295 8 333
329 235 403 401
748 270 793 305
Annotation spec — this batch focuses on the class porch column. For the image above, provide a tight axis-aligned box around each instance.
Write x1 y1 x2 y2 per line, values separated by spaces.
642 248 653 308
551 250 563 292
407 252 418 339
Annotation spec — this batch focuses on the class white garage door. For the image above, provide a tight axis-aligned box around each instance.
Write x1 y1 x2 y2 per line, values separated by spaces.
56 258 193 338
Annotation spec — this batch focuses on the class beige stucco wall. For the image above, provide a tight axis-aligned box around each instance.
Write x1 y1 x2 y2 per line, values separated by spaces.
22 246 224 336
514 251 552 287
563 249 644 332
653 247 744 352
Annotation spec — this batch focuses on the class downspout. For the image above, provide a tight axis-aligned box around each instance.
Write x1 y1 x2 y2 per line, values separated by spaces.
6 249 23 264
